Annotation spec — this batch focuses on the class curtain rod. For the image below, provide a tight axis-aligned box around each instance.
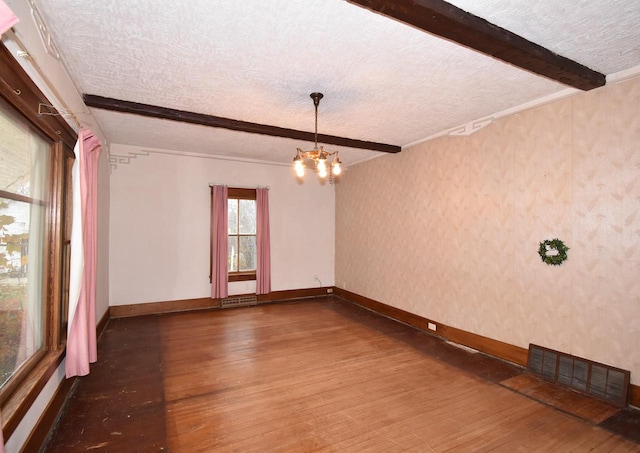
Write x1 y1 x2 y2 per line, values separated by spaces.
208 184 270 189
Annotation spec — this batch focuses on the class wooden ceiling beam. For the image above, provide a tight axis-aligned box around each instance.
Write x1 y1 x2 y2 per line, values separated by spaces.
82 94 401 154
347 0 605 91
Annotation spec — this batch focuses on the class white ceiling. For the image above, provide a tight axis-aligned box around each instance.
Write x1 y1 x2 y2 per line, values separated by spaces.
33 0 640 167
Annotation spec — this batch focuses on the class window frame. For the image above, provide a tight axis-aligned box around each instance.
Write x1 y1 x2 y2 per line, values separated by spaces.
227 188 257 282
0 42 76 440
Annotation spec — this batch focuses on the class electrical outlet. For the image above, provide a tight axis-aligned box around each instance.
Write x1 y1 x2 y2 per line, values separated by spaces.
428 322 437 331
327 288 333 293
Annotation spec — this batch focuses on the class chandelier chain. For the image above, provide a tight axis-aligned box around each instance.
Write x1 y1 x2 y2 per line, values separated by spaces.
314 100 318 149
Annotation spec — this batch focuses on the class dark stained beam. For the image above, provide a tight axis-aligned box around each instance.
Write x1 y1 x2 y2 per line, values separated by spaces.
347 0 605 91
82 94 401 154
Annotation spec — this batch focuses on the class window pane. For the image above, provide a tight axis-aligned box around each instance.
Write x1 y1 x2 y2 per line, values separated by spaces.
0 104 49 201
0 102 50 390
238 235 256 271
239 199 256 234
227 236 238 272
227 199 238 234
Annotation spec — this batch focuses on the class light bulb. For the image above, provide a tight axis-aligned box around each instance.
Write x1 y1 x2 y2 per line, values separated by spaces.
294 159 305 177
332 161 342 175
318 165 328 178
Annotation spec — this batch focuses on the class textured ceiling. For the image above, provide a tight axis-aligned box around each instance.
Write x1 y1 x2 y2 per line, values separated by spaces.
32 0 640 167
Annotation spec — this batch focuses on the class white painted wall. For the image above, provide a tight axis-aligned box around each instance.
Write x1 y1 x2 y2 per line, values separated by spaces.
109 145 335 306
96 150 111 317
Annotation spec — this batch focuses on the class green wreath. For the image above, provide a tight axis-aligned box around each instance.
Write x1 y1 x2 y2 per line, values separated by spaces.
538 238 569 266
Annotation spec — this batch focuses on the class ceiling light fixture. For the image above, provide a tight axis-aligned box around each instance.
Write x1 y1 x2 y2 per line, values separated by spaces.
293 92 342 180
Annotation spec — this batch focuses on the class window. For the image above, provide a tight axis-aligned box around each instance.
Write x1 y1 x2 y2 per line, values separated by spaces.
0 42 75 438
0 99 51 389
227 188 256 282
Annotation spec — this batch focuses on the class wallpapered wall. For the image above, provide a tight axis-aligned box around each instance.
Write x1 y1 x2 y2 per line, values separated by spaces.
335 76 640 384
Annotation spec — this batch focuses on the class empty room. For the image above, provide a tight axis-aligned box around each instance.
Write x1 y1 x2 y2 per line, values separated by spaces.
1 0 640 451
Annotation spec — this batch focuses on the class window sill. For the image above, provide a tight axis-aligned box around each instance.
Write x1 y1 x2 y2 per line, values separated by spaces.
1 348 65 440
228 272 256 282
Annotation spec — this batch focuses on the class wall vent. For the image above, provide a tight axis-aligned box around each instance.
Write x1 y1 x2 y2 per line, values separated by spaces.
527 344 630 407
221 295 257 308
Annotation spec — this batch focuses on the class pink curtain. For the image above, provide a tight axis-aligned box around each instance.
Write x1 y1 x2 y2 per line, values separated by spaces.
256 188 271 295
210 185 228 299
66 129 101 378
0 0 19 36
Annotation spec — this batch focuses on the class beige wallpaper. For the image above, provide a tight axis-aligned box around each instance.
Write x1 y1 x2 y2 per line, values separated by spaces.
335 76 640 384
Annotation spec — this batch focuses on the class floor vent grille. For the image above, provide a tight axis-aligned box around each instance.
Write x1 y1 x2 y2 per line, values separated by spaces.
221 295 257 308
527 343 630 407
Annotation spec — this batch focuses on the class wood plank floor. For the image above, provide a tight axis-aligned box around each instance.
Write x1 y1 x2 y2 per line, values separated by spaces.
45 297 640 452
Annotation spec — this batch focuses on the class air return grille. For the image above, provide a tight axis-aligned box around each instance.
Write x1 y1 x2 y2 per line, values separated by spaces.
221 295 257 308
527 344 630 407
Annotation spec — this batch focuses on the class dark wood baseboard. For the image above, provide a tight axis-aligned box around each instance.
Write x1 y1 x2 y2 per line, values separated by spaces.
21 375 76 452
97 306 110 338
630 384 640 409
1 351 64 441
110 297 218 318
334 287 640 408
438 323 528 367
257 287 333 303
110 287 334 318
18 306 112 451
334 287 525 368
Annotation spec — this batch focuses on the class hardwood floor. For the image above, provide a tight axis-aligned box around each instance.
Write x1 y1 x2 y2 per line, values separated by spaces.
45 298 640 452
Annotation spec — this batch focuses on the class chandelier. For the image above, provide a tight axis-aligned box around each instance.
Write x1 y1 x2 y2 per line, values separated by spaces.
293 92 342 179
